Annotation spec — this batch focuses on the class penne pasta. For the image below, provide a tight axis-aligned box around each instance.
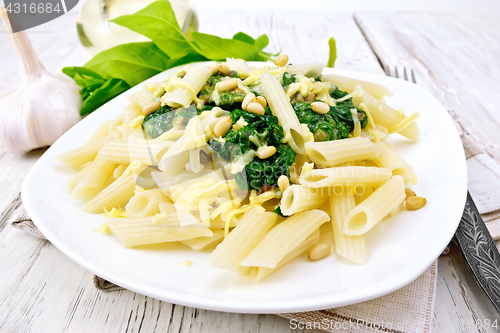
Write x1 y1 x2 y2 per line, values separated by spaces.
127 90 154 109
305 137 379 167
181 229 225 250
123 104 144 123
299 166 392 188
226 58 252 78
250 229 320 282
165 65 212 108
286 62 324 78
330 192 369 264
208 208 277 272
321 74 393 99
106 213 212 247
372 140 415 184
71 152 116 201
239 209 329 268
343 175 406 235
126 189 171 218
261 73 312 154
280 185 329 216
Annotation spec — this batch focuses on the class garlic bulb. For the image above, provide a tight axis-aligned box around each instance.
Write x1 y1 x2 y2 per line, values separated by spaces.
0 8 81 154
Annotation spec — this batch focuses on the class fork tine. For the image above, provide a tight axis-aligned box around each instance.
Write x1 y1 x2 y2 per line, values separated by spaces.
411 69 417 84
385 65 390 76
403 67 408 81
395 67 399 79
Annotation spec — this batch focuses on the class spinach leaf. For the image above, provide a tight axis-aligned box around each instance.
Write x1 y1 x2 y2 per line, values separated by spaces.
232 32 255 45
209 109 295 191
282 72 296 89
111 1 199 58
191 32 261 61
62 67 131 116
84 42 170 86
327 37 337 67
255 34 269 52
142 105 198 138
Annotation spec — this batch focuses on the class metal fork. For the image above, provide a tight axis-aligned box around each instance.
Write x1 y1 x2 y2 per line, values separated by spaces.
386 66 500 313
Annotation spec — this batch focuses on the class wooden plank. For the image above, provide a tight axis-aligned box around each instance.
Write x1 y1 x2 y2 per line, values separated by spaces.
354 11 500 163
354 11 500 332
0 10 376 333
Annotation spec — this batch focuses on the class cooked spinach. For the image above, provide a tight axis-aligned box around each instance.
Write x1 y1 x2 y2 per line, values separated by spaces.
198 73 247 109
209 109 296 191
142 104 198 139
292 96 367 142
281 72 296 89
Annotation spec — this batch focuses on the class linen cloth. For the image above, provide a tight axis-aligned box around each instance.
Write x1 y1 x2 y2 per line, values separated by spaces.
12 134 500 333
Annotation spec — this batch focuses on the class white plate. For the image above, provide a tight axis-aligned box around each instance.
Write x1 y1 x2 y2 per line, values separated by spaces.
22 63 467 313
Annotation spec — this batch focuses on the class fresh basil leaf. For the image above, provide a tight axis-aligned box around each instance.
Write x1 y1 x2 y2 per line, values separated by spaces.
111 1 198 58
62 67 103 85
327 37 337 67
166 52 208 68
232 32 255 45
80 78 130 116
255 34 269 51
192 32 261 61
84 42 170 86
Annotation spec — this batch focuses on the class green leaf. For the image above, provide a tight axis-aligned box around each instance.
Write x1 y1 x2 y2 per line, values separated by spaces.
111 1 198 58
166 52 208 68
62 67 103 84
232 32 255 45
84 42 170 86
327 37 337 67
80 78 131 116
255 34 269 51
192 32 261 61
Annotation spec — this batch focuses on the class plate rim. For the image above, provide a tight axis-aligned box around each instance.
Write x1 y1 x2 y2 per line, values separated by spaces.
21 63 467 313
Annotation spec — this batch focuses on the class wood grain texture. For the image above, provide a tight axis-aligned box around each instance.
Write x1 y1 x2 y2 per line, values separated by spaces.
0 9 497 333
355 11 500 332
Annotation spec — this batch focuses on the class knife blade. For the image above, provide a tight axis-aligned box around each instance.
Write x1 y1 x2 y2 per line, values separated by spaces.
455 191 500 312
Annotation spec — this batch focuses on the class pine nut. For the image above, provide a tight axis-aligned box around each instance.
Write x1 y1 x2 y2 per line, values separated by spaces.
142 101 161 115
277 175 289 192
219 62 230 75
274 54 289 67
257 146 277 159
296 94 304 102
305 93 316 102
209 62 219 74
405 188 416 199
214 116 232 137
242 93 256 110
246 102 265 115
308 242 331 260
256 96 267 107
311 101 329 114
406 196 427 210
217 78 238 92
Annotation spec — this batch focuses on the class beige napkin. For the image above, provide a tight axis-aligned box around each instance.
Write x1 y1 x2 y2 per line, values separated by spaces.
12 135 500 333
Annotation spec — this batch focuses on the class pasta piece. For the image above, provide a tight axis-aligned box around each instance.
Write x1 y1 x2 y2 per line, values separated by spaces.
321 74 393 99
72 152 116 201
106 213 212 247
372 140 415 184
239 209 329 268
66 164 91 194
286 62 324 78
354 186 374 205
330 192 369 264
85 120 111 144
250 229 320 282
123 104 144 123
113 164 128 179
226 58 252 78
126 189 170 218
181 229 225 250
165 65 212 108
55 134 114 168
343 175 406 235
81 166 144 213
299 166 392 188
280 185 329 216
261 73 312 154
352 86 419 141
127 90 154 109
305 137 379 167
101 139 175 165
208 208 277 272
